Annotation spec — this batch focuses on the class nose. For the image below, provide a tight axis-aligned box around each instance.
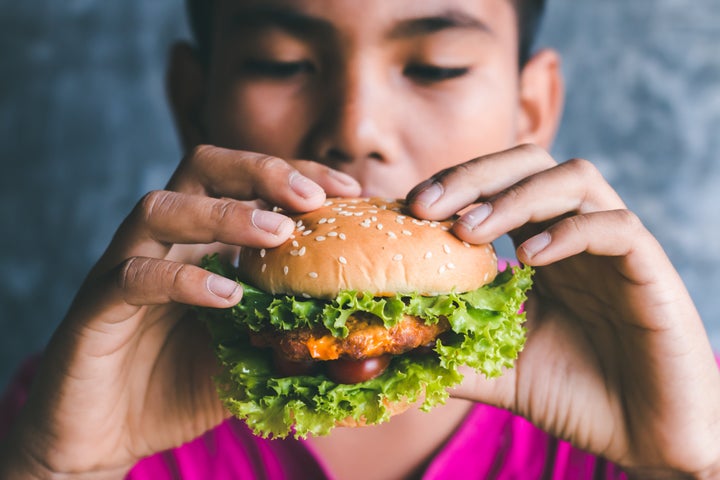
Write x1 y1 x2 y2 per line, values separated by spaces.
306 59 397 176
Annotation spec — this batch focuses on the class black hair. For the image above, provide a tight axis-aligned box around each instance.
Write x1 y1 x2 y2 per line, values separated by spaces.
186 0 546 67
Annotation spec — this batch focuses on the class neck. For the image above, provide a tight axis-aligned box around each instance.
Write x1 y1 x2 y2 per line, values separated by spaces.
307 398 474 480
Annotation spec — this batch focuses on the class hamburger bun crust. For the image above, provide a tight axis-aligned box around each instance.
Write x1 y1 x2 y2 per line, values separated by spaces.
239 198 498 298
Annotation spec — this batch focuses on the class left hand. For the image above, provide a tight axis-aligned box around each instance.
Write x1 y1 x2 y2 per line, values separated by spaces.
407 144 720 479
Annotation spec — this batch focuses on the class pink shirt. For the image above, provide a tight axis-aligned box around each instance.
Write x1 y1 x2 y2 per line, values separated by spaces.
1 356 627 479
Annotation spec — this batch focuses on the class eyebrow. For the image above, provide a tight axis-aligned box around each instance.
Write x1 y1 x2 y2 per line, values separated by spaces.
388 9 494 39
229 6 334 38
227 6 491 41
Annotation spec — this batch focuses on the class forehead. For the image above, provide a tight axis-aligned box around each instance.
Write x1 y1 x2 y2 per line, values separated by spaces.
214 0 518 47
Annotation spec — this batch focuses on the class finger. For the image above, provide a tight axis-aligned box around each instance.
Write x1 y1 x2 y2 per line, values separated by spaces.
115 256 242 308
406 144 556 221
101 190 296 268
288 159 362 198
515 209 649 266
167 145 328 212
451 158 626 245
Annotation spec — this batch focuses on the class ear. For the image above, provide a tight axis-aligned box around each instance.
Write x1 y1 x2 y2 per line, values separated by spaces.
515 48 565 149
166 41 208 151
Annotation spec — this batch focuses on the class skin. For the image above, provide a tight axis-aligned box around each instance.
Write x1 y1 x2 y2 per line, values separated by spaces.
2 0 720 478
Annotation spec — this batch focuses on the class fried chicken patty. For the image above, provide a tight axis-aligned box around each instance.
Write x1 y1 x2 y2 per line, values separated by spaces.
248 311 450 361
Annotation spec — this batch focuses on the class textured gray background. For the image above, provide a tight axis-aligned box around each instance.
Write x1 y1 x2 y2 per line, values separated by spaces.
1 1 719 390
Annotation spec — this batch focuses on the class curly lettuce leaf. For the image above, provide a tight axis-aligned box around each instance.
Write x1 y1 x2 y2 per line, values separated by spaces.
199 254 533 438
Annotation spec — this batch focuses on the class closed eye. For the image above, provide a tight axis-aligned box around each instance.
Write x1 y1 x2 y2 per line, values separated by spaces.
403 64 470 83
241 59 316 78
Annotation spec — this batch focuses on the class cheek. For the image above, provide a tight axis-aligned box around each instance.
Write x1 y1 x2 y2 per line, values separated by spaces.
205 83 312 158
404 79 519 177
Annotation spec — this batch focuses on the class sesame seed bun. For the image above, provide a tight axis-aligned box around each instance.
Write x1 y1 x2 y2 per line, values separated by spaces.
238 197 498 299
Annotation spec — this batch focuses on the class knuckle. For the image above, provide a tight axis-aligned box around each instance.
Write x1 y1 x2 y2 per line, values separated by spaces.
137 190 173 223
502 179 530 203
209 199 238 225
188 144 217 163
168 262 191 291
616 209 643 231
117 256 145 292
564 157 600 179
516 143 554 166
255 154 288 174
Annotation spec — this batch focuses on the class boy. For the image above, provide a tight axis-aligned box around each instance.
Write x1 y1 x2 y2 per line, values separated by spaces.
2 0 720 478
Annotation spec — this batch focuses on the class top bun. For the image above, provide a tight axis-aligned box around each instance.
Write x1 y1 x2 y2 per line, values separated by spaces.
238 198 498 299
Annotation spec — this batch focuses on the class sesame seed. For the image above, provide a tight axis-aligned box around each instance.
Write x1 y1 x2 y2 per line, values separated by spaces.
371 216 378 222
368 209 378 214
290 249 299 256
308 272 318 279
261 263 267 272
298 225 306 231
430 222 439 228
483 272 489 282
402 230 412 236
318 218 328 224
443 244 451 254
447 263 456 270
332 207 342 211
441 226 449 231
283 266 289 275
387 231 397 239
393 254 403 261
377 224 384 230
438 265 447 274
296 220 303 227
327 217 336 224
260 249 266 258
424 251 432 259
354 212 364 216
316 236 326 241
397 215 406 220
463 241 471 248
324 200 333 206
327 231 338 237
339 203 348 207
298 246 306 256
272 206 281 212
360 220 371 228
338 256 347 265
303 230 313 236
302 293 311 298
339 233 347 240
292 240 299 248
412 219 423 225
395 217 405 224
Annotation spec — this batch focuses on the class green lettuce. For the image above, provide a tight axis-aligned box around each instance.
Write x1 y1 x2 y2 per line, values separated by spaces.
199 254 533 439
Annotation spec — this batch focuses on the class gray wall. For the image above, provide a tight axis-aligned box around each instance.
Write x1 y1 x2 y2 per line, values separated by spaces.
1 1 719 389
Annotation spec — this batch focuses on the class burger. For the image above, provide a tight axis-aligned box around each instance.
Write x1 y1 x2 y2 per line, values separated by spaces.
200 197 533 439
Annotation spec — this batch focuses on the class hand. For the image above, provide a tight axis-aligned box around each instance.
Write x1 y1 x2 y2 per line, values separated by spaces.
407 144 720 479
0 145 361 478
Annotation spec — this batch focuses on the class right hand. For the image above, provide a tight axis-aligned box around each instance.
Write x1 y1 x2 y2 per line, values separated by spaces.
0 145 361 478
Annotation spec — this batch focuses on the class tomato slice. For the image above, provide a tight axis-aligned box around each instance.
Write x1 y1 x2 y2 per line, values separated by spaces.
325 354 391 384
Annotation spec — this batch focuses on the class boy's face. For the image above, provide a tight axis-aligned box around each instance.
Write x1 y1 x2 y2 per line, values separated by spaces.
195 0 538 198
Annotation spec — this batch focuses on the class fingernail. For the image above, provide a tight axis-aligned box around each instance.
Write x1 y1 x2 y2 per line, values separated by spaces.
207 275 239 299
252 209 293 235
327 169 360 187
457 203 492 230
412 182 443 208
519 232 552 259
289 171 324 199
